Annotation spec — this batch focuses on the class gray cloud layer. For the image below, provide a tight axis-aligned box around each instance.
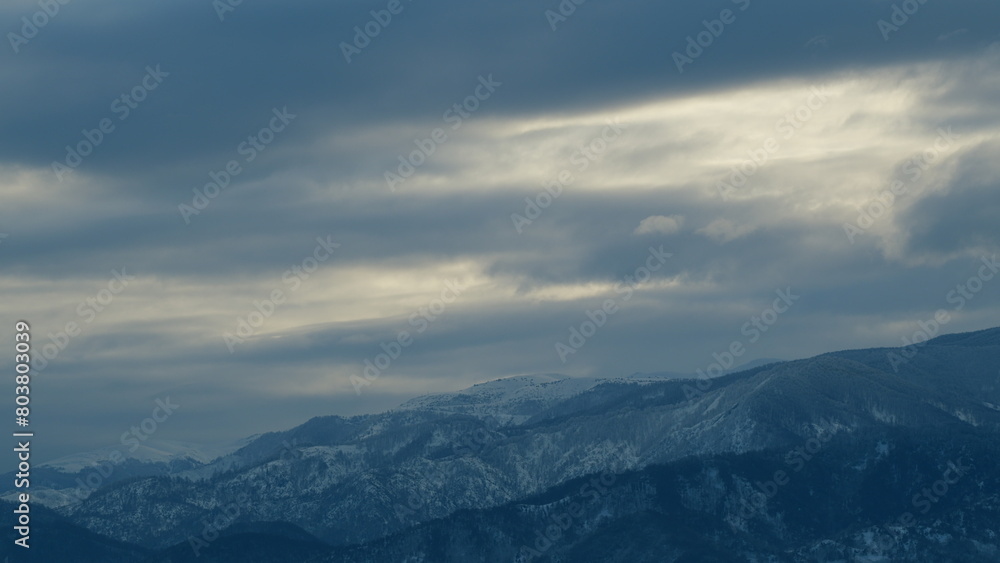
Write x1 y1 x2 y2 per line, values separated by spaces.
2 0 999 463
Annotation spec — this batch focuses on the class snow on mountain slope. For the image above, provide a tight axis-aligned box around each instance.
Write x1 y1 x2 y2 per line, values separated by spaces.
59 328 1000 549
394 373 603 424
0 437 258 508
41 437 254 473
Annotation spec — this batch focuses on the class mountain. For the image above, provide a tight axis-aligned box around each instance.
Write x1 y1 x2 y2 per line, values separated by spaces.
625 357 786 381
312 424 999 562
0 500 151 562
0 438 253 509
394 373 603 424
41 438 255 474
14 326 1000 561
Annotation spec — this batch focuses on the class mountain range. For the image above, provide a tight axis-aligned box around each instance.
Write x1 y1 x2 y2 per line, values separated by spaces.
3 326 999 562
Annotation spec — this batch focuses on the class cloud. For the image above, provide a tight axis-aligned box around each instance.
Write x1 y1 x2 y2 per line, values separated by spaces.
3 0 1000 464
634 215 685 236
893 139 1000 264
696 218 757 243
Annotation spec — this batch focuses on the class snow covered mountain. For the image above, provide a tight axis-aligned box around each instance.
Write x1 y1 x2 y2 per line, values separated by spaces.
41 438 253 474
7 327 1000 562
0 437 253 508
394 373 603 424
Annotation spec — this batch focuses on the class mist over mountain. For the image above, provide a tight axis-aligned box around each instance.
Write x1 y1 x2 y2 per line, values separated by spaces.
3 326 998 562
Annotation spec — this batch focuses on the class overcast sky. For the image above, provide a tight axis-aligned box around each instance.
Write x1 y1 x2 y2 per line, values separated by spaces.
2 0 999 464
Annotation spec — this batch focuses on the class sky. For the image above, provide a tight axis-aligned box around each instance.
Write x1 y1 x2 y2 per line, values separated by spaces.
1 0 999 464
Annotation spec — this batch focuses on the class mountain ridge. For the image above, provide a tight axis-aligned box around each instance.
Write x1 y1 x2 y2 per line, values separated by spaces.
6 325 999 561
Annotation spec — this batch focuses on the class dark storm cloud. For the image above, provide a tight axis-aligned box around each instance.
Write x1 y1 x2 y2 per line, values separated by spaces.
2 0 998 181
